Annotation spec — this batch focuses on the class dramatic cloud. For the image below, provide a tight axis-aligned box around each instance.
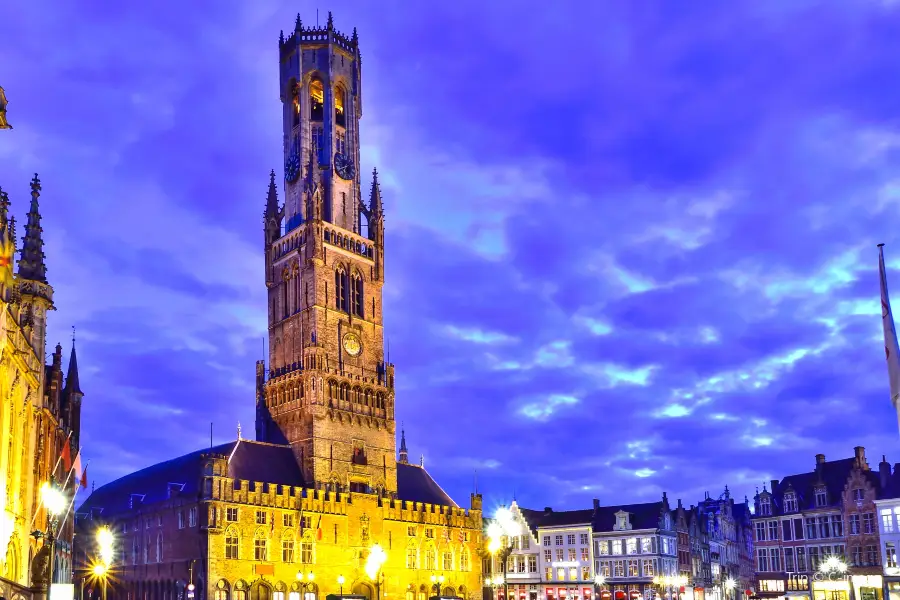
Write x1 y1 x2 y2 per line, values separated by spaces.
3 0 900 512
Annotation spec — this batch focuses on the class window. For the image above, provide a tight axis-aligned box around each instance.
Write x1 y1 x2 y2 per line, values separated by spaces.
598 541 609 555
568 549 576 561
282 536 295 562
757 548 769 572
226 507 238 522
310 79 324 121
336 131 346 155
189 507 197 527
768 521 779 540
831 515 843 537
782 520 793 542
850 514 861 535
806 518 818 539
864 513 875 534
867 544 879 566
406 546 417 569
581 547 589 562
408 526 416 536
443 551 453 570
614 560 625 577
755 522 766 541
256 510 267 525
852 546 863 566
759 497 771 516
796 547 807 572
626 538 637 554
784 547 795 571
522 535 530 550
884 510 896 533
557 568 565 580
334 85 346 128
794 517 805 540
611 540 623 555
425 527 434 538
582 566 591 580
216 591 228 600
527 555 536 572
628 560 638 577
300 541 313 564
425 547 436 570
155 533 162 563
784 493 797 513
350 274 363 317
600 562 611 577
887 543 897 569
853 488 864 501
255 533 268 561
312 125 325 165
642 559 655 577
818 516 830 538
544 536 551 547
556 535 563 546
178 511 185 529
641 538 652 553
580 533 589 545
809 547 820 571
770 548 782 571
555 549 564 561
815 488 827 507
225 528 239 560
335 270 348 312
567 534 576 545
544 550 552 563
284 514 293 527
544 568 552 581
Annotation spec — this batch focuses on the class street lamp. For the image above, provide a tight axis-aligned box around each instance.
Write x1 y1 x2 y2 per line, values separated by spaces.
724 578 735 600
338 575 346 598
34 479 67 589
485 507 521 600
431 574 445 597
819 557 847 575
366 544 388 599
296 571 316 599
93 525 115 600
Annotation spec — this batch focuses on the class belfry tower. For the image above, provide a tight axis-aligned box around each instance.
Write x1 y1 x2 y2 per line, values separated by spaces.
258 13 396 497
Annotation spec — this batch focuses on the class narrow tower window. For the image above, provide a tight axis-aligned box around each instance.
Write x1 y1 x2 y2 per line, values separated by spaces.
310 79 324 121
335 269 349 312
291 82 300 128
335 85 346 128
351 274 364 318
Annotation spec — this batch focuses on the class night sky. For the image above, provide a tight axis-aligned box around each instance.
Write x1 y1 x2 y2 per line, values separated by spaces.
2 0 900 514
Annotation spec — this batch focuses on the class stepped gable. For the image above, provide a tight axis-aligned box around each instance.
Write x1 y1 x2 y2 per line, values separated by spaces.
79 440 456 515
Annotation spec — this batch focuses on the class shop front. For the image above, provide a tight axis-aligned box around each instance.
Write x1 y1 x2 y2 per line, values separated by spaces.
785 573 811 600
884 568 900 600
753 573 788 600
811 577 851 600
544 585 596 600
850 575 883 600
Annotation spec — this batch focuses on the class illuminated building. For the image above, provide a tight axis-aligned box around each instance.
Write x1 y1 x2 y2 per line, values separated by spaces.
75 14 483 600
752 447 894 600
0 176 84 598
696 490 753 600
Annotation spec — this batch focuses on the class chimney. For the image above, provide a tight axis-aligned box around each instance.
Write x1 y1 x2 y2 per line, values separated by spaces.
770 480 778 493
544 507 553 516
855 446 867 468
593 498 600 511
880 456 891 490
816 454 826 466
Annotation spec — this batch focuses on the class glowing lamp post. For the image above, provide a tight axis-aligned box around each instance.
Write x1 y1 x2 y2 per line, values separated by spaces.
431 574 445 597
723 578 736 600
94 526 115 600
296 571 316 599
35 479 67 589
594 575 607 598
338 575 346 598
366 544 388 599
485 507 521 600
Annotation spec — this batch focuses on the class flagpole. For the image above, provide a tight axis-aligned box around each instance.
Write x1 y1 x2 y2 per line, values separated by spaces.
30 432 74 530
59 460 89 529
877 243 900 438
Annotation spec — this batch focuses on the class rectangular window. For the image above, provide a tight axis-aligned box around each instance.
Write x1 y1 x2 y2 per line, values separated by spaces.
818 516 830 538
556 535 564 546
177 511 185 529
582 566 591 580
544 536 551 547
784 494 797 513
626 538 637 554
806 518 818 539
580 533 589 545
189 507 197 527
545 567 552 581
557 568 565 580
425 527 434 538
864 513 875 534
255 537 267 561
853 488 864 501
567 534 576 545
226 508 238 522
642 559 655 577
831 515 843 537
768 521 779 540
300 542 313 564
867 544 879 566
852 546 863 566
783 520 793 542
641 538 652 553
225 534 238 560
628 560 638 577
283 514 293 527
614 560 625 577
809 547 820 571
528 555 537 572
556 549 564 561
545 550 552 563
755 522 766 542
568 548 577 561
796 547 807 572
408 526 416 536
282 538 295 563
816 490 827 507
784 547 795 571
598 541 609 555
850 514 861 534
407 547 417 569
794 518 805 540
887 543 897 569
770 548 782 571
256 510 267 525
883 510 895 533
522 535 531 550
581 547 589 562
612 540 623 555
757 548 769 572
760 499 771 516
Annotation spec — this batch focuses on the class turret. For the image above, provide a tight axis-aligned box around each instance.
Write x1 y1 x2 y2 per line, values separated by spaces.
64 339 84 449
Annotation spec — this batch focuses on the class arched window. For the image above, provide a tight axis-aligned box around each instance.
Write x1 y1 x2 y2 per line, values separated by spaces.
156 533 163 563
350 274 363 317
406 543 418 569
424 545 436 570
335 85 346 128
234 580 248 600
300 536 314 563
254 528 269 561
442 550 453 570
335 269 348 312
310 79 324 121
225 526 239 560
291 81 300 128
215 580 231 600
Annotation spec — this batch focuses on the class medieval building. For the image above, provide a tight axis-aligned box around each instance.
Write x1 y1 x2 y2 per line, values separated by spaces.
0 175 84 599
75 13 484 600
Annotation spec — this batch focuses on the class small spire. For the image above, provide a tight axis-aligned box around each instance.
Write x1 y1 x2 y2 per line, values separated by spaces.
237 421 242 440
352 27 359 45
327 11 334 30
295 13 302 33
17 173 47 283
0 186 9 226
398 427 408 464
65 331 83 396
265 169 279 216
279 30 285 46
369 168 383 216
420 454 424 467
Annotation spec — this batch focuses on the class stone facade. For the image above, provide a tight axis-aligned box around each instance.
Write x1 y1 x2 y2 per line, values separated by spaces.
0 176 84 597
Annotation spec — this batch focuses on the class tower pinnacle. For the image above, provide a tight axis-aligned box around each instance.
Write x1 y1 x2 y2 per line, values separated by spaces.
399 428 408 464
17 173 47 283
369 168 383 218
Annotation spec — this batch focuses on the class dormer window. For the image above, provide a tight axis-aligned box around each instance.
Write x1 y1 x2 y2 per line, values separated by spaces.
614 510 632 531
760 496 771 516
783 493 796 513
815 487 827 507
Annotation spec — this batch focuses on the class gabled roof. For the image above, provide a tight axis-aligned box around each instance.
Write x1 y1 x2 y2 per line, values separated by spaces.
78 439 458 517
764 458 859 516
518 507 595 530
593 501 666 533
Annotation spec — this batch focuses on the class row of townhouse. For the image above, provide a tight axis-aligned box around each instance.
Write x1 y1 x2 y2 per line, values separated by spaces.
751 446 898 600
482 491 754 600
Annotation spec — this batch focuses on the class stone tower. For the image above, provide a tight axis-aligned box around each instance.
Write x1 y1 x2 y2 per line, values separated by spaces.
258 13 396 497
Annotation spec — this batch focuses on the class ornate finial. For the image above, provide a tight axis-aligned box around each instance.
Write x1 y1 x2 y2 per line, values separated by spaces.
0 86 12 130
30 173 41 196
294 14 302 33
279 30 285 45
327 11 334 30
237 421 242 440
72 325 75 346
420 454 424 467
352 27 359 44
0 187 9 224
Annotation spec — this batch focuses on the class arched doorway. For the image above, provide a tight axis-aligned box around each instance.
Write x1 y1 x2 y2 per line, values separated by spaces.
351 583 374 600
252 581 273 600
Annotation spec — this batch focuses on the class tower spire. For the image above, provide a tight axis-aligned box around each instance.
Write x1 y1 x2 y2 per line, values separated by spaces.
368 168 383 217
17 173 47 283
398 427 408 464
65 328 82 396
265 169 279 217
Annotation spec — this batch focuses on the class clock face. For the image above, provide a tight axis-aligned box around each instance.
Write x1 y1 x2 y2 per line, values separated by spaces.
285 152 301 182
334 152 356 181
342 332 362 357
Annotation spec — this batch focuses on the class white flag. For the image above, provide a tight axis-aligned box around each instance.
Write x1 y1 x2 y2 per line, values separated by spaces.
878 244 900 435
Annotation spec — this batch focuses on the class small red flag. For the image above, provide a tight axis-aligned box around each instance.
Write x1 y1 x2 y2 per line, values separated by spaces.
80 467 88 490
61 441 72 472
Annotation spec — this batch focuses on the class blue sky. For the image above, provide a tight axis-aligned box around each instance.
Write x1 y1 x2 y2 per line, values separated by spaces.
3 0 900 513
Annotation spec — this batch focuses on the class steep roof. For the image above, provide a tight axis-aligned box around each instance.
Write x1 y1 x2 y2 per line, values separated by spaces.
593 501 666 532
78 440 457 516
766 458 858 515
518 507 595 529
